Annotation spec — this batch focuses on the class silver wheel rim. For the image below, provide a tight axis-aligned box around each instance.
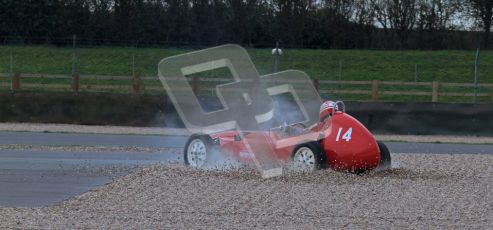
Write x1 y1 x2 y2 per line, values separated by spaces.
294 147 316 171
187 139 207 167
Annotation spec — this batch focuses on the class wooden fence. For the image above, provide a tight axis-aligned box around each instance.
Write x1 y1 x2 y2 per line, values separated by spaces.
1 73 492 103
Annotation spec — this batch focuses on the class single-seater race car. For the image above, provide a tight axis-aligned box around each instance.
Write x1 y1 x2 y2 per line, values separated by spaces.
183 101 391 172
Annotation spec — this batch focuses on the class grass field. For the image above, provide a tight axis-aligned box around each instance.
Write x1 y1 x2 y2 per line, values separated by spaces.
0 45 492 102
1 45 492 81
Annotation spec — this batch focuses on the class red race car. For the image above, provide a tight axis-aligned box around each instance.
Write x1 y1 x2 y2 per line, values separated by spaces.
183 101 391 172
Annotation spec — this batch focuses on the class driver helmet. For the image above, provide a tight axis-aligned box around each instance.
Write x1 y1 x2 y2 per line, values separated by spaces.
319 100 338 121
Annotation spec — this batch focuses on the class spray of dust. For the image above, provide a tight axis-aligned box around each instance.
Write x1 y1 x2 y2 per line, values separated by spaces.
201 148 245 171
188 94 318 172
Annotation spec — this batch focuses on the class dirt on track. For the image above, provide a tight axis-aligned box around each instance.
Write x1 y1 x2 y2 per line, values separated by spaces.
1 153 492 229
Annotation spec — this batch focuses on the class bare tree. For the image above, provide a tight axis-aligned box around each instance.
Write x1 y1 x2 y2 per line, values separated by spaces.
322 0 354 21
388 0 418 48
417 0 460 31
352 0 376 47
370 0 417 48
272 0 314 47
371 0 391 33
467 0 493 48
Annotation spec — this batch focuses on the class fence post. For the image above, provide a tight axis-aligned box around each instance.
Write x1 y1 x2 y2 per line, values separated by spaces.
432 81 439 102
192 76 199 95
371 80 379 101
132 74 140 93
11 72 20 92
312 79 319 92
71 34 78 95
338 60 342 81
72 74 79 95
273 41 281 73
474 47 480 104
414 64 418 101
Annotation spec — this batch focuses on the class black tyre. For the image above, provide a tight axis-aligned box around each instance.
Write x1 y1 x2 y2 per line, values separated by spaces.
183 134 215 167
377 141 391 169
291 142 326 171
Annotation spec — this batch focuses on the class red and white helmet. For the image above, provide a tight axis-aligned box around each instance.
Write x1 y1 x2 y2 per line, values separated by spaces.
319 100 338 121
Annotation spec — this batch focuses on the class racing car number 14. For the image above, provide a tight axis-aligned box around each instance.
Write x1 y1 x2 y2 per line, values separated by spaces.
336 127 352 142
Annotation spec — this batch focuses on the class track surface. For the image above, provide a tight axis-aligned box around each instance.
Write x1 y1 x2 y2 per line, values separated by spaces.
0 131 185 148
0 149 175 207
1 131 492 208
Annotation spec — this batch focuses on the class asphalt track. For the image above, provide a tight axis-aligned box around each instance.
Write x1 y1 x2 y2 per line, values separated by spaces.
0 150 175 207
0 131 186 148
1 131 492 207
1 131 493 154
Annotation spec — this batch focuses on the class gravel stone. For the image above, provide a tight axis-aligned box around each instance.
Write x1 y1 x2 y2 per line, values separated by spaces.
1 153 491 229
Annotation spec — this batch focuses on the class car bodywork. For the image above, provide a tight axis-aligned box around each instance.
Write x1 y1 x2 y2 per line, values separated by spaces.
199 110 383 172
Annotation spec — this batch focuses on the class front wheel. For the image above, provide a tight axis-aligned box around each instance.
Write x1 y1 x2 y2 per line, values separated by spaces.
377 141 391 169
291 142 325 172
184 135 214 167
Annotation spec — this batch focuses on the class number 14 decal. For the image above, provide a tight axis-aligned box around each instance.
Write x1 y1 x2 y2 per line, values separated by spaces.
336 127 352 142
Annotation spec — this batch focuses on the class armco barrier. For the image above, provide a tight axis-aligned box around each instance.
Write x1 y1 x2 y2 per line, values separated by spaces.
1 93 492 136
347 102 493 136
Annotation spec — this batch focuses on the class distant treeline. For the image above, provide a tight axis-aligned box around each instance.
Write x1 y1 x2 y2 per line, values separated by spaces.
0 0 492 49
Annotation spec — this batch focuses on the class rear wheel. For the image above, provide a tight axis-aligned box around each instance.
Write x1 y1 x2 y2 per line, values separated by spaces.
377 141 391 169
291 142 325 171
184 135 214 167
